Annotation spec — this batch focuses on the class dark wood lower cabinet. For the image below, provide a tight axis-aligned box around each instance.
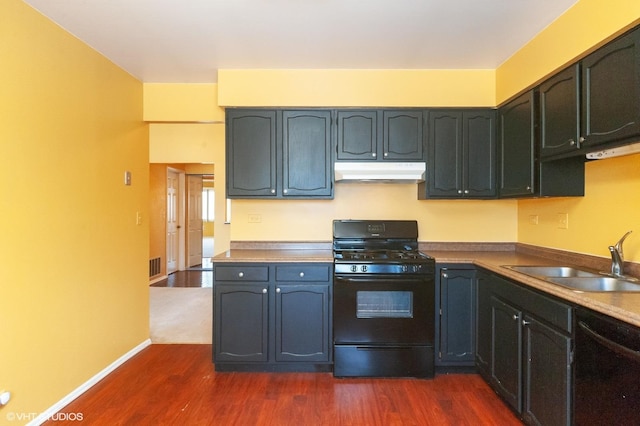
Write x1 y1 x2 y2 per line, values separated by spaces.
490 295 523 412
436 265 477 368
215 284 269 363
477 269 573 426
275 284 330 362
213 263 332 372
522 315 572 426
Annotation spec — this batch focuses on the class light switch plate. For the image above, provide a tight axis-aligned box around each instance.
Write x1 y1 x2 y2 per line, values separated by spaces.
124 171 132 186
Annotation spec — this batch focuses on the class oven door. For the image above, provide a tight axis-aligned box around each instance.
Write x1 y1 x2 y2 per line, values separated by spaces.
333 274 434 345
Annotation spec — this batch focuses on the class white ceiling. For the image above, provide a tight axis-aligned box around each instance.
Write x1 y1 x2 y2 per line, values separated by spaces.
23 0 579 83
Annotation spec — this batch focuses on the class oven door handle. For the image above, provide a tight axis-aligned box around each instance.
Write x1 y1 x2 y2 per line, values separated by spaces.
578 321 640 362
335 276 426 284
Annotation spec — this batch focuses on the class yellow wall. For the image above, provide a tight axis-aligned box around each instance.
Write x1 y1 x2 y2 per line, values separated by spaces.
0 0 149 420
232 186 516 242
218 69 496 107
518 154 640 261
143 83 224 122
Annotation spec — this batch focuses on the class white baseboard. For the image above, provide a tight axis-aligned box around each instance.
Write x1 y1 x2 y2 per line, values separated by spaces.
28 339 152 426
149 274 168 285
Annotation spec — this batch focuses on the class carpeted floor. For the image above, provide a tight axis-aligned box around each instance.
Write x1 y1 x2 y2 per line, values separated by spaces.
149 287 212 344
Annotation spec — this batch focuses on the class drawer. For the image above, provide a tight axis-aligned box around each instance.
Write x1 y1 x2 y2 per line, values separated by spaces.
215 265 269 282
493 274 573 333
276 265 331 282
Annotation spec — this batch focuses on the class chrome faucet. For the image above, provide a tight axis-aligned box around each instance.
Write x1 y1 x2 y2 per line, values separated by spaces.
609 230 632 277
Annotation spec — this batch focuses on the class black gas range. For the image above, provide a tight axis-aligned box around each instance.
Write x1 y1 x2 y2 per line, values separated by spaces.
332 220 436 378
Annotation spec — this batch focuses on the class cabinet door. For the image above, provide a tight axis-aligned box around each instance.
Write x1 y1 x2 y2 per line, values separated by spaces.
275 284 331 362
282 110 333 198
383 110 425 160
428 110 462 197
226 110 277 197
522 315 572 426
464 110 496 197
581 27 640 148
214 284 269 363
439 268 476 365
491 296 522 413
475 271 492 377
336 110 378 160
539 64 580 158
499 91 535 197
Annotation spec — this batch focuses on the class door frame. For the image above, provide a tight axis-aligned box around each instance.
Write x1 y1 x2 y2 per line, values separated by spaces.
167 167 186 273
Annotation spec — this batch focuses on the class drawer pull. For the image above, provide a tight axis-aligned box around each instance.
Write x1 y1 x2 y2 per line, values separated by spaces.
276 288 281 293
299 272 305 278
262 288 267 294
238 272 244 278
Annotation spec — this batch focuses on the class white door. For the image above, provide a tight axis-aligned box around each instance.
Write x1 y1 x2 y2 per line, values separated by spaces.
166 169 179 274
187 175 203 267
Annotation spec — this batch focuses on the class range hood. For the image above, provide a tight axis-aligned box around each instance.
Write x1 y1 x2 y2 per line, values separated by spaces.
586 141 640 160
334 162 426 183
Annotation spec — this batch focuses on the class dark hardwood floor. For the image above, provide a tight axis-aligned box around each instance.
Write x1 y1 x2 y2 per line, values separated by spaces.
46 345 521 425
151 269 213 288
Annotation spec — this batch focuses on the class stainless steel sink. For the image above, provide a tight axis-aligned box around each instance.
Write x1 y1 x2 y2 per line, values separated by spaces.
503 265 640 292
504 265 601 278
547 277 640 292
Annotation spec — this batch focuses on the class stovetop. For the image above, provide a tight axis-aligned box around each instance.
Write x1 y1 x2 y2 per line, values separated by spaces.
334 249 431 262
332 219 433 274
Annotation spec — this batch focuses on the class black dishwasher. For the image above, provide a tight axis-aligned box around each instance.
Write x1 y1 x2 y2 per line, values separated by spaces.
575 308 640 425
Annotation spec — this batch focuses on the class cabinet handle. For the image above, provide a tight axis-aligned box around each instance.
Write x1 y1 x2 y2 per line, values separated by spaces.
238 272 244 278
457 190 462 194
276 288 281 293
372 153 377 157
512 314 519 321
464 190 469 194
442 273 448 278
262 288 267 294
525 186 531 191
384 152 389 157
283 189 288 194
579 136 586 143
299 272 305 277
522 319 531 326
271 189 276 194
569 139 576 146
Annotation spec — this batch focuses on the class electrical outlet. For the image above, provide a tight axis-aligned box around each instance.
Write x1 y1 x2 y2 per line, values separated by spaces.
529 215 539 225
557 213 569 229
248 214 262 223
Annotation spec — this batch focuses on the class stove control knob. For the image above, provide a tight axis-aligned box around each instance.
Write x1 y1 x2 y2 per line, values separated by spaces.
350 265 357 273
361 265 368 273
402 265 408 273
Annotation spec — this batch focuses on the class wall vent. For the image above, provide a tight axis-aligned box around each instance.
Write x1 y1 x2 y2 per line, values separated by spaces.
149 257 161 277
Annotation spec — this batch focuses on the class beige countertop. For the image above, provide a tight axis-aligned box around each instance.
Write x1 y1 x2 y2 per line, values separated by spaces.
213 249 333 263
213 246 640 328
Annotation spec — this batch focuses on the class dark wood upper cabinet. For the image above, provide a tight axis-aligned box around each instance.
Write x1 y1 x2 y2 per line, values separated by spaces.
383 110 425 161
498 91 536 198
282 110 333 197
337 109 425 161
581 27 640 149
336 110 378 160
226 109 333 199
226 109 278 197
539 64 581 158
539 26 640 160
422 109 495 199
